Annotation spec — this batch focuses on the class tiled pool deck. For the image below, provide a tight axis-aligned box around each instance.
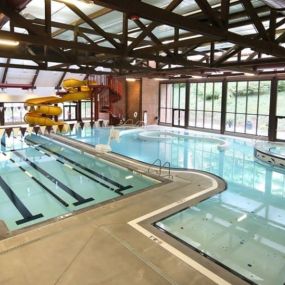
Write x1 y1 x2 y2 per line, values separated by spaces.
0 141 240 285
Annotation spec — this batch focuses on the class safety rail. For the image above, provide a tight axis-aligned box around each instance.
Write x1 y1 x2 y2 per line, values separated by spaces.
121 119 133 125
135 120 145 127
147 158 162 175
161 161 173 179
147 159 172 179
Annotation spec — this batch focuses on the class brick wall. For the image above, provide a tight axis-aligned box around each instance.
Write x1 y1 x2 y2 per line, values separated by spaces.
141 78 159 125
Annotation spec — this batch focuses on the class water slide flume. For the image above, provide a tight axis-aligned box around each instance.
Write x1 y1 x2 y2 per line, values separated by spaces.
24 79 92 126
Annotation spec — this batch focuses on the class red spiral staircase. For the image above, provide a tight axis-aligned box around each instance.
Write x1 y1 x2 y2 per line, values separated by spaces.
88 75 123 125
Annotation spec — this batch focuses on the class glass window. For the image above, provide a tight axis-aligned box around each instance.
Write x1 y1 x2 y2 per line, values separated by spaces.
187 82 222 131
213 112 221 130
160 84 167 108
277 80 285 116
227 82 237 113
189 110 196 126
4 103 25 125
197 83 204 110
213 82 222 112
179 83 186 109
205 83 213 111
236 81 247 114
189 83 197 109
247 81 259 114
257 115 269 136
173 83 179 109
81 101 91 120
226 80 271 136
226 113 235 132
258 81 270 115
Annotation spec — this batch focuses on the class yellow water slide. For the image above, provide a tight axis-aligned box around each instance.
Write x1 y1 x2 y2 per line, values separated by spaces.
24 79 92 126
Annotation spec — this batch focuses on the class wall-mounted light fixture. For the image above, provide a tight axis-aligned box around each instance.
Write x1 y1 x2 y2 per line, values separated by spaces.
126 78 136 82
0 39 19 46
244 72 255 76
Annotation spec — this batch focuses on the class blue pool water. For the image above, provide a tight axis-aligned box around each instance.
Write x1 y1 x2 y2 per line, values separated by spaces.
64 126 285 285
0 133 158 231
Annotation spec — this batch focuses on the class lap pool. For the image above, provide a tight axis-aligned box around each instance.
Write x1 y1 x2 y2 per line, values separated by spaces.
0 133 159 232
63 126 285 285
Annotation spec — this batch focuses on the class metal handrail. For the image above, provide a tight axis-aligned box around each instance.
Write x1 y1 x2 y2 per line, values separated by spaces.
122 119 133 125
147 158 162 175
135 120 145 127
161 161 172 179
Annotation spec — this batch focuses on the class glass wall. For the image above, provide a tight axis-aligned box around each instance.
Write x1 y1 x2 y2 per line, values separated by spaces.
158 78 281 139
188 82 222 130
4 103 25 125
62 102 77 121
160 83 186 126
226 80 271 136
277 80 285 140
159 83 173 124
81 101 91 120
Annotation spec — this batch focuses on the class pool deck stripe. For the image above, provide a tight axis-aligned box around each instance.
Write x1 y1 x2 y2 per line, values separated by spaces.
5 155 70 208
25 137 132 191
12 150 94 207
31 146 123 196
0 175 44 225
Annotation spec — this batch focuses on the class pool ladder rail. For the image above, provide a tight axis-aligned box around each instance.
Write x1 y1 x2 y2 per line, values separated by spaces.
147 158 173 179
120 119 145 127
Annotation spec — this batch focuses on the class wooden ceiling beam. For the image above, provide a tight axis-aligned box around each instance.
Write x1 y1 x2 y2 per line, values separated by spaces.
52 6 111 37
220 0 230 29
195 0 222 27
127 0 183 52
63 2 121 49
240 0 269 40
92 0 285 58
1 58 10 84
0 62 111 74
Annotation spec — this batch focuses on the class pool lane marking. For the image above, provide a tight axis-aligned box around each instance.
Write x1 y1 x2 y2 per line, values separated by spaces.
30 146 124 196
1 152 69 207
12 150 94 206
128 173 231 285
0 174 44 226
25 137 133 192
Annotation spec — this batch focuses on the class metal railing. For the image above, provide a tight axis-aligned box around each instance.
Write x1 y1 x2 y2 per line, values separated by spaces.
147 158 162 175
161 161 172 179
147 158 172 179
121 119 133 125
135 120 145 127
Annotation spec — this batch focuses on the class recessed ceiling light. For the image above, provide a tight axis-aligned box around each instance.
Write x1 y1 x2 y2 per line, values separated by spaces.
126 78 136 82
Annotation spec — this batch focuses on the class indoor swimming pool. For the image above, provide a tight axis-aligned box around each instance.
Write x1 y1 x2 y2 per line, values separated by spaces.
0 133 158 231
64 126 285 285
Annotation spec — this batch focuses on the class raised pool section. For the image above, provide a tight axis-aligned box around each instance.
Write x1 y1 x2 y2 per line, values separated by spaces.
255 141 285 168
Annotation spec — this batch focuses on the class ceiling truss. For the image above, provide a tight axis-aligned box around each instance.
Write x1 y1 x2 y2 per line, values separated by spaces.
0 0 284 79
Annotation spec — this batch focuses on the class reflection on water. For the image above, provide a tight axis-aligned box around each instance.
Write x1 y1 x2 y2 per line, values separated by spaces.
65 127 285 284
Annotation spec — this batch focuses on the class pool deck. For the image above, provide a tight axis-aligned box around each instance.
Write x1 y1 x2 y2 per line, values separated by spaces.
0 131 250 285
0 159 250 285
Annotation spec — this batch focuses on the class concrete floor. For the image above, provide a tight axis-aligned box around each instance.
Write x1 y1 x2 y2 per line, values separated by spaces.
0 166 237 285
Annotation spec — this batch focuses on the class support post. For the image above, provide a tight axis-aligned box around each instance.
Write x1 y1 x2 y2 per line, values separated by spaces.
268 77 277 141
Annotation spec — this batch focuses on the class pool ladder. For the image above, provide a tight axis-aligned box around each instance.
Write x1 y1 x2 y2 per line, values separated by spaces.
147 159 173 179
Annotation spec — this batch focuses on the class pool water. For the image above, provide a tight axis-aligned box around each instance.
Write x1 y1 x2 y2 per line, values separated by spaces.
0 133 158 231
64 126 285 285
